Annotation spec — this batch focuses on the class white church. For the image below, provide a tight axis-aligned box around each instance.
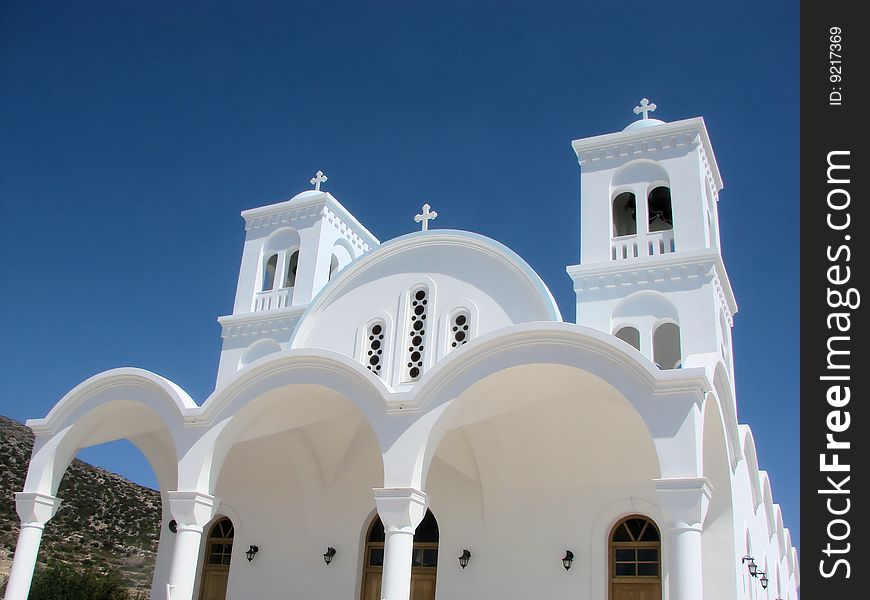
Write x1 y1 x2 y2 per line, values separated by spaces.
5 101 799 600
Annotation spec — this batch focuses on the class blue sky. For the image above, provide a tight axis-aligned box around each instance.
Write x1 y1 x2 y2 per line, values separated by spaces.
0 0 800 549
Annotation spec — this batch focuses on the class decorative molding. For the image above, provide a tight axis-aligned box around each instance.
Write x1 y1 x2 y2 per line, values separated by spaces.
323 205 372 253
241 191 379 251
218 308 305 339
567 249 737 320
571 117 724 192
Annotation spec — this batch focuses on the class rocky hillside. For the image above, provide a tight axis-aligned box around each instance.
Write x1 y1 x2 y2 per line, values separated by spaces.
0 416 162 593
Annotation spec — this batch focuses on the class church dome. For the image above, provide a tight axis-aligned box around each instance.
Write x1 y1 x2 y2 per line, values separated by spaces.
623 117 666 131
288 189 324 202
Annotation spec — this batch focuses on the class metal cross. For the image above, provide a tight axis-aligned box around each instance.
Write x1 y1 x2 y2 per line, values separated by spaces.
633 98 657 120
414 203 438 231
310 170 328 191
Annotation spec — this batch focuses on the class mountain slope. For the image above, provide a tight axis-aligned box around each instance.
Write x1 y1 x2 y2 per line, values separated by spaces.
0 416 161 592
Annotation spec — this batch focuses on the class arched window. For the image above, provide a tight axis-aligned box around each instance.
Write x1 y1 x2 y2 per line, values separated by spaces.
200 517 234 600
404 286 429 382
647 186 673 232
262 253 278 291
284 250 299 288
653 322 682 369
362 510 438 600
613 192 637 236
449 309 471 350
365 320 386 377
610 515 661 599
614 326 641 351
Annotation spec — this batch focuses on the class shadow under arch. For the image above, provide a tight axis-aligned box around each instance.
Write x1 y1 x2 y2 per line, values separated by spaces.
185 349 390 494
410 323 707 491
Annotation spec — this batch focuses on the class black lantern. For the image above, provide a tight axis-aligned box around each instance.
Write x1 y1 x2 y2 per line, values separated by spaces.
323 547 336 565
562 550 574 571
742 555 757 577
458 549 471 569
759 572 769 589
245 545 259 562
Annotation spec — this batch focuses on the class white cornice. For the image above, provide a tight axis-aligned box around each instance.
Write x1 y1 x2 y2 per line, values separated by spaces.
218 306 306 339
571 117 724 192
241 191 380 251
566 249 738 321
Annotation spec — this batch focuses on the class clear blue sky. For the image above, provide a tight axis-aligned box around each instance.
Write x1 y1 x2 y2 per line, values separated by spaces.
0 1 800 550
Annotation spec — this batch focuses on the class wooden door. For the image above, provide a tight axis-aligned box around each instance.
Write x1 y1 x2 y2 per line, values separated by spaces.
199 570 230 600
360 572 436 600
198 518 233 600
409 573 437 600
362 511 439 600
609 516 662 600
361 571 382 600
611 581 661 600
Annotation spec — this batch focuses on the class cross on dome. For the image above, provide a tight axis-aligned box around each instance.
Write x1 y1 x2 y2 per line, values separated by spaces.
633 98 657 120
414 203 438 231
310 170 328 191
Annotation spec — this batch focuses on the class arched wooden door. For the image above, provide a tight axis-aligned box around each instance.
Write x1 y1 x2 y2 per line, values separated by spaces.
610 515 662 600
199 518 234 600
361 510 438 600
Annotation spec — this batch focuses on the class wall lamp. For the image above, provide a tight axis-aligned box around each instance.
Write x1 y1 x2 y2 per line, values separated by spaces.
246 545 259 562
458 549 471 569
742 555 758 577
758 571 769 590
562 550 574 571
323 547 337 565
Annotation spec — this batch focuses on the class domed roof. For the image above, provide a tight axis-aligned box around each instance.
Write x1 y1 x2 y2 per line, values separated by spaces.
623 117 666 131
287 189 325 202
623 98 665 131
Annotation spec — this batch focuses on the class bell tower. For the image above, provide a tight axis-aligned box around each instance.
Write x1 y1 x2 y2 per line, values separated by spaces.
215 171 380 386
567 100 738 380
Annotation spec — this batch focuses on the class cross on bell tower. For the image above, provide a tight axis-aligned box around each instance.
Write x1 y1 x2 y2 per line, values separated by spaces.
310 170 328 191
633 98 657 120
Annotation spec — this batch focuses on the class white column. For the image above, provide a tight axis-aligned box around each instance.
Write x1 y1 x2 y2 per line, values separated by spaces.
165 491 220 600
373 488 428 600
655 477 711 600
4 492 62 600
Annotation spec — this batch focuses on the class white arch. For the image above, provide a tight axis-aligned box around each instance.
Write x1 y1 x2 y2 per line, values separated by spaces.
739 425 763 510
179 349 391 493
23 368 192 495
402 322 711 490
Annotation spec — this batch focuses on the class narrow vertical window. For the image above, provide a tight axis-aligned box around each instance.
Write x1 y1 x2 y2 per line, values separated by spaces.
647 186 673 232
284 250 299 288
612 192 637 236
449 309 471 350
653 322 682 369
365 321 386 377
404 286 429 382
614 326 641 351
263 253 278 291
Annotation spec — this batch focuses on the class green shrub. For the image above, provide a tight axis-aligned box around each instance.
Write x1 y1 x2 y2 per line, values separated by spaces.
28 563 130 600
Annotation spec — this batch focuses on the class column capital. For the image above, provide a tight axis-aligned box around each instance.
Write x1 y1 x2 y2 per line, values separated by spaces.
15 492 62 526
166 491 220 533
653 477 712 531
373 488 428 533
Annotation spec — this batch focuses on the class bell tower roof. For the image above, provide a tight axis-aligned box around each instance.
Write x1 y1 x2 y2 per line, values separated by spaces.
572 114 724 193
